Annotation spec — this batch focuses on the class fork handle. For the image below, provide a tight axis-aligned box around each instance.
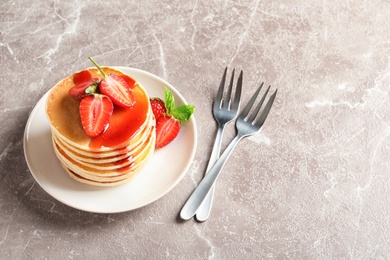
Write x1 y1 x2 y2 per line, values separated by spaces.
194 126 224 222
180 134 242 220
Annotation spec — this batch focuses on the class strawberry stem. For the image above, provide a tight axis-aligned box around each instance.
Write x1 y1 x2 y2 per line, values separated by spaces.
89 57 107 78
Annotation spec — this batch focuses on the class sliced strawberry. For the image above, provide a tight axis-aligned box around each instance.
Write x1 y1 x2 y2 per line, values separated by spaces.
73 70 93 85
155 115 180 148
69 80 98 100
150 98 166 120
99 74 135 107
79 94 114 137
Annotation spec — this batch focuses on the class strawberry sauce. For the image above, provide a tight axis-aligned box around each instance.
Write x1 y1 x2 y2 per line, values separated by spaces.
89 85 149 149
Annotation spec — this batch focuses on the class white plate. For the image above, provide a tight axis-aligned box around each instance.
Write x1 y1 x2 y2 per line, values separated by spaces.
23 67 197 213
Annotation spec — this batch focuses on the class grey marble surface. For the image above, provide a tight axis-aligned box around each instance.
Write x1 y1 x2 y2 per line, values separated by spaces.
2 0 390 259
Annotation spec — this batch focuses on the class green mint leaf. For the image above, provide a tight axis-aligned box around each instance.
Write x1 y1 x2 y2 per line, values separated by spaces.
162 86 195 121
164 87 175 114
171 104 195 122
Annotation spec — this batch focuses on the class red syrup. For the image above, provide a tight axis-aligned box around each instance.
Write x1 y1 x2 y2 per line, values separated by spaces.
121 74 136 89
115 129 154 173
115 159 135 174
89 85 149 149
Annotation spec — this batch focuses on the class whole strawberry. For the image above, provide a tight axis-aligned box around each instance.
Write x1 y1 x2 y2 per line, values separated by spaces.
152 87 194 148
150 98 166 120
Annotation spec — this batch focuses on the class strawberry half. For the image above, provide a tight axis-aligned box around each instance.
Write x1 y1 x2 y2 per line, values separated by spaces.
69 80 98 100
150 98 166 120
155 115 180 148
73 70 93 85
89 57 135 108
151 87 195 149
79 94 114 137
99 74 135 107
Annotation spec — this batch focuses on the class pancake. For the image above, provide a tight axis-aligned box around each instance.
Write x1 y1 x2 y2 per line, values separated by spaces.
52 125 155 171
46 66 156 186
46 67 151 151
60 132 155 186
51 110 155 159
53 130 155 178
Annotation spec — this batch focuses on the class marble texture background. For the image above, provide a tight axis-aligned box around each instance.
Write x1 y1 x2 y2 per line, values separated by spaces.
1 0 390 259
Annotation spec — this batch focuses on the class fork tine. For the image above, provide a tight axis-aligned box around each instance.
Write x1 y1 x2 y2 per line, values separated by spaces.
222 69 235 109
214 67 228 109
255 89 277 127
239 82 264 118
247 85 270 123
231 70 243 110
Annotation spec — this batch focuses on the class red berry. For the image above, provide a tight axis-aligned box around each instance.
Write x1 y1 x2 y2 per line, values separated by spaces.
79 94 114 137
73 70 93 85
69 80 97 100
155 115 180 148
99 74 135 107
150 98 166 120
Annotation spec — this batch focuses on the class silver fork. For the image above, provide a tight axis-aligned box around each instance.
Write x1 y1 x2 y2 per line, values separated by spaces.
195 67 243 222
180 83 277 221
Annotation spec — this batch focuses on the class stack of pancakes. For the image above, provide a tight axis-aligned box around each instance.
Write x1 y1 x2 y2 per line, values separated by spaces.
46 67 155 186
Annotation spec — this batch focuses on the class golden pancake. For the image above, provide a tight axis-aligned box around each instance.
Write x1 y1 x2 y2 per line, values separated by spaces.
53 131 155 178
51 110 155 160
46 67 151 151
52 126 154 172
59 133 155 186
46 66 156 186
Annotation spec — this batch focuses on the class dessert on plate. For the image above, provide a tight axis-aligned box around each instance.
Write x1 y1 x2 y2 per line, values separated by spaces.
46 59 155 186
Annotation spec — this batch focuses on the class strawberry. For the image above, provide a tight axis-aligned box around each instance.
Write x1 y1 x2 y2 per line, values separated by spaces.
152 87 195 149
79 94 114 137
69 70 98 100
73 70 93 85
69 80 98 100
89 57 135 108
99 74 135 107
150 98 166 120
155 115 180 148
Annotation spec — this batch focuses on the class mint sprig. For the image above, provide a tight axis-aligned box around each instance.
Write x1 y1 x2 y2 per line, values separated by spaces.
164 87 194 122
164 87 175 114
